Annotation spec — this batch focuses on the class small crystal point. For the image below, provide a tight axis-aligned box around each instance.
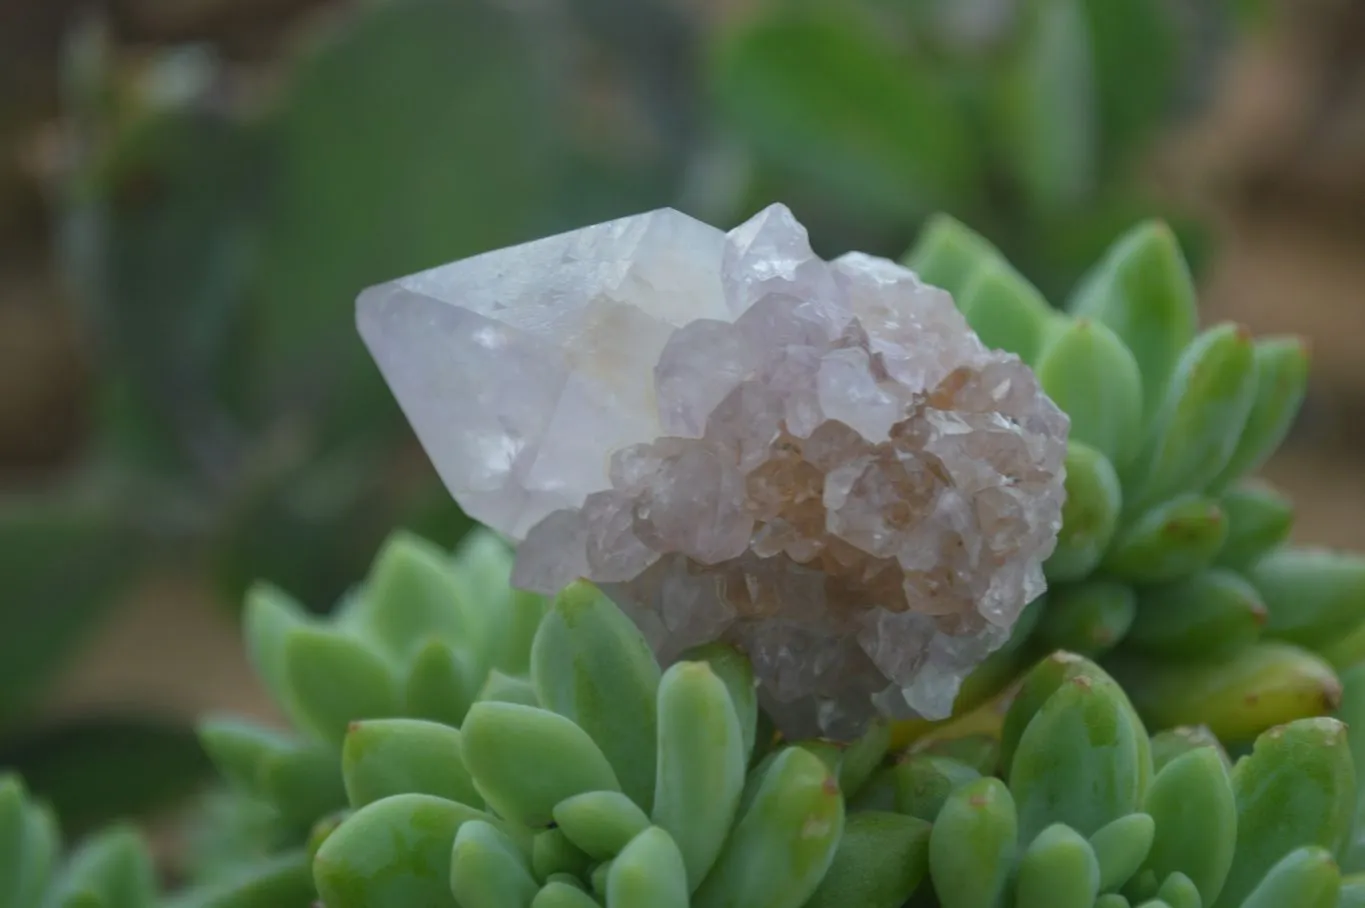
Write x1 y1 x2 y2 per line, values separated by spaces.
359 203 1069 740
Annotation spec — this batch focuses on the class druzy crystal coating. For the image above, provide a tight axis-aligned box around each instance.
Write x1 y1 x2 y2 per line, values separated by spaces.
358 204 1069 739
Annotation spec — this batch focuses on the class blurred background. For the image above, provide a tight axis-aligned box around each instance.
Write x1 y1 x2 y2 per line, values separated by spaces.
1 0 1363 882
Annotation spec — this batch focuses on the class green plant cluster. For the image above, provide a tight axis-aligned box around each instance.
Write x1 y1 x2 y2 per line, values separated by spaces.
6 551 1365 908
186 529 546 880
901 214 1365 750
711 0 1261 297
0 772 316 908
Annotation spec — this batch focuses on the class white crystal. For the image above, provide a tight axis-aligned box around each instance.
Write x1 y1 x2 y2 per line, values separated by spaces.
359 202 1070 740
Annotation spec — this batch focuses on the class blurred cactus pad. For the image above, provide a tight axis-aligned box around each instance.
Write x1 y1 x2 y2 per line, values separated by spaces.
5 209 1365 907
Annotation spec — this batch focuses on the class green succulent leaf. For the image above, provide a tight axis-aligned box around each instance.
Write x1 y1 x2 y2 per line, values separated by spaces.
1108 643 1342 742
1148 726 1229 773
402 638 482 728
1125 568 1267 661
692 747 844 908
341 718 481 810
67 104 268 471
161 850 314 908
531 581 661 812
313 794 496 908
1214 481 1293 570
1015 823 1102 908
196 716 299 797
1139 747 1237 907
652 662 745 890
49 825 155 908
475 670 539 708
1209 336 1310 492
1102 494 1228 585
254 741 347 829
1214 718 1355 908
1035 316 1143 464
1046 441 1123 582
1009 670 1149 841
1067 221 1198 427
448 820 539 908
1237 845 1340 908
531 880 598 908
837 720 891 798
606 827 689 908
1000 653 1149 787
1089 813 1155 894
1250 547 1365 649
1156 871 1201 908
241 582 312 719
460 701 621 828
16 799 60 908
281 626 401 748
553 791 651 862
954 261 1056 365
1035 579 1137 658
1124 323 1260 510
927 777 1017 908
531 829 592 881
350 531 472 662
902 214 1009 300
890 755 981 823
677 642 758 763
803 811 930 908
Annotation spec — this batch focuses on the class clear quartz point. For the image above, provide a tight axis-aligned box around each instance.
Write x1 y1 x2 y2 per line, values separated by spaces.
358 203 1069 740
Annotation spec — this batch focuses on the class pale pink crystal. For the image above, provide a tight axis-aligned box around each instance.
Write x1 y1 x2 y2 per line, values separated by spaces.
358 203 1069 739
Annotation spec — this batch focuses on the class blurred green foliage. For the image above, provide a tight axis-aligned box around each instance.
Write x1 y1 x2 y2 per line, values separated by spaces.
0 0 1261 840
712 0 1229 298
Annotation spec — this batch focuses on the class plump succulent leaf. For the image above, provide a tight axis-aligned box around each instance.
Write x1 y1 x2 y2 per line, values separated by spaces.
1250 547 1365 649
1047 441 1124 582
459 702 621 828
1214 718 1355 908
1067 220 1198 427
803 812 930 908
281 627 401 748
1009 670 1148 841
1015 822 1102 908
530 581 661 812
651 662 745 889
1215 481 1294 569
928 777 1017 908
312 794 497 908
691 747 844 908
1035 317 1143 465
448 819 539 908
340 718 481 810
1139 747 1237 905
1108 643 1342 742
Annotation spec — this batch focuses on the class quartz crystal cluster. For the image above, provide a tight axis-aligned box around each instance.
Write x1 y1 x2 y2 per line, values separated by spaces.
357 204 1069 739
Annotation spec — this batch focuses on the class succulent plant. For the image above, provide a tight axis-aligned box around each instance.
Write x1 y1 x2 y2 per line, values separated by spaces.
188 528 547 875
4 528 1365 907
239 579 1365 908
900 214 1365 750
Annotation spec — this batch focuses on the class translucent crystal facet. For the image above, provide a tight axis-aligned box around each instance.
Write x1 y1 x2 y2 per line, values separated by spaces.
358 203 1069 739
